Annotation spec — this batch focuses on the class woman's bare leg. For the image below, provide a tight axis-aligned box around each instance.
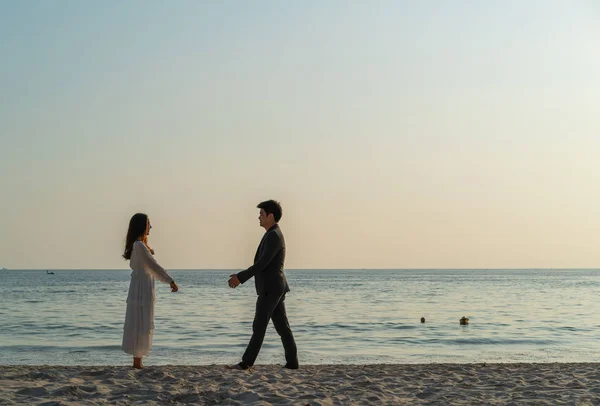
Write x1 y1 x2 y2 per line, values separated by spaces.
133 357 142 369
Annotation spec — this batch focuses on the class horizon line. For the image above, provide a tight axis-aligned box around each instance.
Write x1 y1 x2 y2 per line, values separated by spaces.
3 268 600 271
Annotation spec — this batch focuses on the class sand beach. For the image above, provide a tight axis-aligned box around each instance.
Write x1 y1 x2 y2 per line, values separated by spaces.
2 363 600 405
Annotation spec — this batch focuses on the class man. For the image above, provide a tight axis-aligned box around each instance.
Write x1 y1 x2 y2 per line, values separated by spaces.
228 200 299 370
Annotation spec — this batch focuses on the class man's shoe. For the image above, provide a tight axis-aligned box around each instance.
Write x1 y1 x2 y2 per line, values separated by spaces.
228 362 250 370
283 364 299 370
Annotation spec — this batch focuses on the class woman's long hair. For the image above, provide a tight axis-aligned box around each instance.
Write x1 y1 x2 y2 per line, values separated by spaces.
123 213 154 260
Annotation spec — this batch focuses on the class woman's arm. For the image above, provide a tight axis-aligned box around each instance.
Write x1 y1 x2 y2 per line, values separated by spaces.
135 241 174 283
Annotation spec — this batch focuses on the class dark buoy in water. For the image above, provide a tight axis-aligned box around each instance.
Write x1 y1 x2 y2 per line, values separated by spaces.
460 316 469 325
420 317 425 323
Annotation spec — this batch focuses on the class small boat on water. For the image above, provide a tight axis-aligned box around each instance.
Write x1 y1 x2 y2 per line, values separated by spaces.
46 270 55 275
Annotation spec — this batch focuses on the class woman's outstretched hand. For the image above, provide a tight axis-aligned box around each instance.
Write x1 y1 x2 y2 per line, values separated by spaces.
170 281 179 292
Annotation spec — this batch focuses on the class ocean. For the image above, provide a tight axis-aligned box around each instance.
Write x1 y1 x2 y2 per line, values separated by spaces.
1 269 599 366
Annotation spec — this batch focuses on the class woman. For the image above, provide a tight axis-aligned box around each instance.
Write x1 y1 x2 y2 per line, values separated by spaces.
121 213 178 369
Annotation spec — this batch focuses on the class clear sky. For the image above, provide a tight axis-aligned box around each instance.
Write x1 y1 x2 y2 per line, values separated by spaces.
1 1 599 269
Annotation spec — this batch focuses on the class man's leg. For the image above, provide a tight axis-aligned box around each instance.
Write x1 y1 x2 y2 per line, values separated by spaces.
271 294 298 368
241 293 282 367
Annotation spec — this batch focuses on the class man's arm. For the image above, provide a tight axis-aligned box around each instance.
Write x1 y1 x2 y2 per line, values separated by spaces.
237 231 282 284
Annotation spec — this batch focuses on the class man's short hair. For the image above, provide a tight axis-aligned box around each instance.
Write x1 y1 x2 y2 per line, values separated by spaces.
257 200 282 222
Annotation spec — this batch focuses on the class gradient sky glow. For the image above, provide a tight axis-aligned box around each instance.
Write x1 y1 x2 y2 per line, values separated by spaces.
1 1 599 269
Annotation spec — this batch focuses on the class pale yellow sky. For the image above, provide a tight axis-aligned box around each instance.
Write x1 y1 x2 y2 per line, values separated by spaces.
1 1 599 269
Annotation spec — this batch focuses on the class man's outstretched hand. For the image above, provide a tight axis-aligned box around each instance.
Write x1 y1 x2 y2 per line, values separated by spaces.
228 274 241 289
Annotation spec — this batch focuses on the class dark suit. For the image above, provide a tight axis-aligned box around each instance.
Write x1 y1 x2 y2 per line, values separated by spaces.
237 224 298 367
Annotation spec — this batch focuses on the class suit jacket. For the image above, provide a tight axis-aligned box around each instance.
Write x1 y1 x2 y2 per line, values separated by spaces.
237 224 290 296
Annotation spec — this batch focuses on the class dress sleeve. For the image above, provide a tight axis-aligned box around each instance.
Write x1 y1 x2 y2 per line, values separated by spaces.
135 241 174 283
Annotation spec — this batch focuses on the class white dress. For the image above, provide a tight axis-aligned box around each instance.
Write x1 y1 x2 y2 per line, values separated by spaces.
122 240 173 358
